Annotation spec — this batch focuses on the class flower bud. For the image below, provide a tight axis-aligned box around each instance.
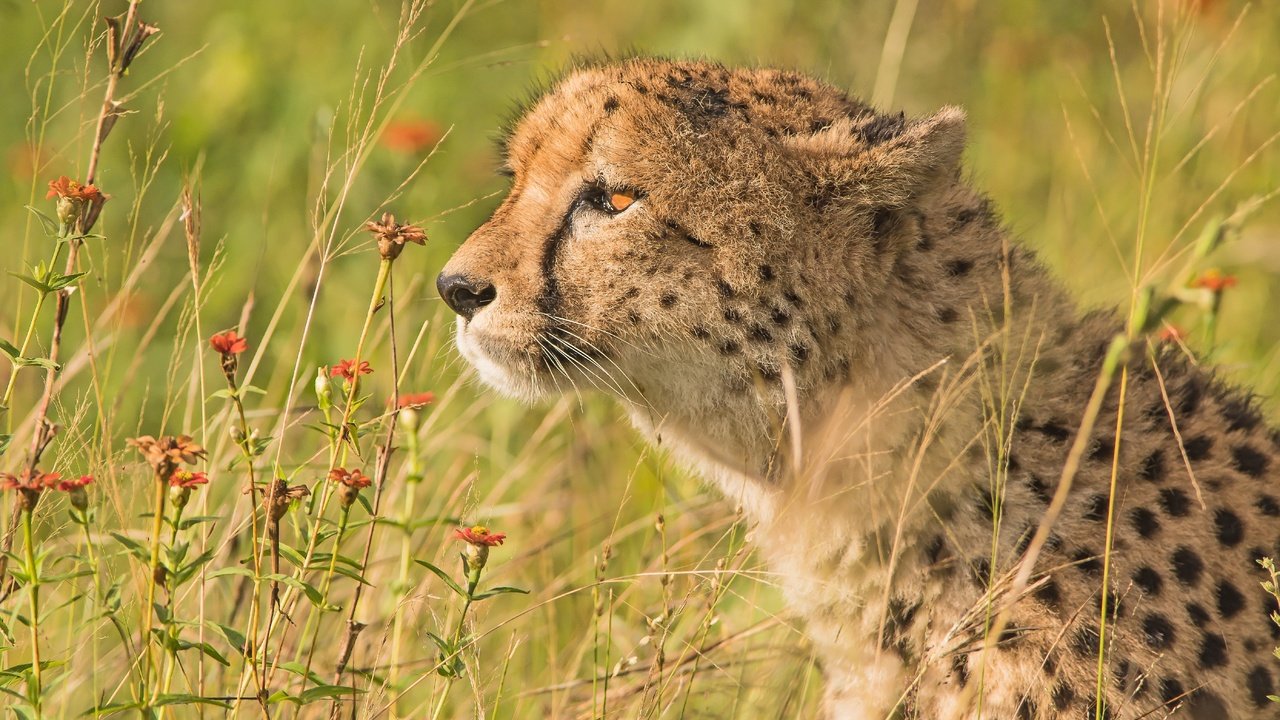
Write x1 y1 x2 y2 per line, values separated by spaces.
398 406 419 432
463 541 490 572
314 367 333 411
169 483 192 510
67 485 90 511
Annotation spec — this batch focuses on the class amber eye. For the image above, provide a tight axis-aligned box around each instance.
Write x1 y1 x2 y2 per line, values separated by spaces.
607 191 636 212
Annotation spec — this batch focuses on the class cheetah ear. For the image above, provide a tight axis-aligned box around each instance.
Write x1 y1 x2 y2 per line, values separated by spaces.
785 106 966 207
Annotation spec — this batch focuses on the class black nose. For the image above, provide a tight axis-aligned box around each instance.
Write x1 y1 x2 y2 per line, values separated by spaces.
437 273 496 320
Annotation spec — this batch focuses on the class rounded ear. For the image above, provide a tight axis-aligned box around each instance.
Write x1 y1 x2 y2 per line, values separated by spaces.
784 106 967 208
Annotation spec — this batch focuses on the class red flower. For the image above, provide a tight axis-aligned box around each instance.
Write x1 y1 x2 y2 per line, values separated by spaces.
170 469 209 489
46 176 104 202
331 359 373 381
396 391 436 409
453 525 506 547
330 467 371 508
210 330 248 355
56 475 93 492
329 467 371 489
381 118 442 154
1 470 60 492
1190 269 1238 293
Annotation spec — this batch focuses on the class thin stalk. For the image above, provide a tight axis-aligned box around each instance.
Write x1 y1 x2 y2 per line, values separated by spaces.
21 508 41 712
298 506 351 684
247 257 391 703
140 475 167 706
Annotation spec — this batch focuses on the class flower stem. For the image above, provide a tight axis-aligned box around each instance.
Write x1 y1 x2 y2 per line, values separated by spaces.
21 508 42 712
141 474 167 706
253 257 392 695
298 506 351 687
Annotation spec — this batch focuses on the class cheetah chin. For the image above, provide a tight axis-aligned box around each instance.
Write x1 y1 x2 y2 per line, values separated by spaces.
438 56 1280 719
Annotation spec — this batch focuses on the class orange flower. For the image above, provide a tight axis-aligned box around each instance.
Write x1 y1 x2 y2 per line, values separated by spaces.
1 470 60 492
210 330 248 355
46 176 104 202
58 474 93 511
56 475 93 492
453 525 506 547
2 470 60 511
397 392 436 409
330 467 371 508
381 118 442 154
169 469 209 489
1190 269 1238 293
329 467 371 489
331 359 373 381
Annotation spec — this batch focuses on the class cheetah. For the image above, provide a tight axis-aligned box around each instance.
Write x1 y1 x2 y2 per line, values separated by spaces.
436 57 1280 719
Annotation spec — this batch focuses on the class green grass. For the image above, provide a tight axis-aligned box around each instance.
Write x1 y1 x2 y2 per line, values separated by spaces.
0 0 1276 717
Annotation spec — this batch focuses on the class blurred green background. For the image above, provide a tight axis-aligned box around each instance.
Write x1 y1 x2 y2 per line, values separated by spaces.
0 0 1277 716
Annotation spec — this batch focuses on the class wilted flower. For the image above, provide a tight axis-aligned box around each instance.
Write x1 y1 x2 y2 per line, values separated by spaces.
46 175 107 231
331 359 373 382
380 118 442 154
255 478 311 523
128 434 207 478
1 470 60 512
454 524 506 571
365 212 427 260
1190 269 1238 293
104 12 159 74
329 467 372 508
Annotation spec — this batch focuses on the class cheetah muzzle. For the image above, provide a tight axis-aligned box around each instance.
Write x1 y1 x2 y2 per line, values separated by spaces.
438 57 1280 719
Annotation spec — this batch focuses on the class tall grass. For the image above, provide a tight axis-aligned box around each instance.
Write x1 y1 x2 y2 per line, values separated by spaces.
0 0 1276 717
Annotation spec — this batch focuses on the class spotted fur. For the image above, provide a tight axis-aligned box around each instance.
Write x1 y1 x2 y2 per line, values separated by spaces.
438 57 1280 719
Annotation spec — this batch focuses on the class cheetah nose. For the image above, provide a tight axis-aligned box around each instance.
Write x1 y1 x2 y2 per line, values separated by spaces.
437 273 496 320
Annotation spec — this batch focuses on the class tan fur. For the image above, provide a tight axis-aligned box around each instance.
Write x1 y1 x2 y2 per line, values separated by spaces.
438 57 1280 719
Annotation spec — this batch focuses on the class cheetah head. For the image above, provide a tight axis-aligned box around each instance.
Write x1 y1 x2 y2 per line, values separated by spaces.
438 58 966 409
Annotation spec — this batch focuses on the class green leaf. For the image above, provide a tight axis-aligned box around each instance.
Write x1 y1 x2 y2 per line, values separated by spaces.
177 514 221 530
9 272 53 295
44 271 86 291
264 573 337 611
240 384 267 396
153 694 231 709
211 621 247 653
0 434 10 455
23 205 59 236
275 660 327 687
297 685 363 703
471 585 530 601
87 700 144 716
415 559 466 598
109 532 151 563
0 339 20 360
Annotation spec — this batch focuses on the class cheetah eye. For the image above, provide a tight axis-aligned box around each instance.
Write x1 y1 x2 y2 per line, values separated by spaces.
581 184 640 215
606 191 635 212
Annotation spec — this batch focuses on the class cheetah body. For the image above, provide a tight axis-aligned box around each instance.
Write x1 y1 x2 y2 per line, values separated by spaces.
438 57 1280 719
